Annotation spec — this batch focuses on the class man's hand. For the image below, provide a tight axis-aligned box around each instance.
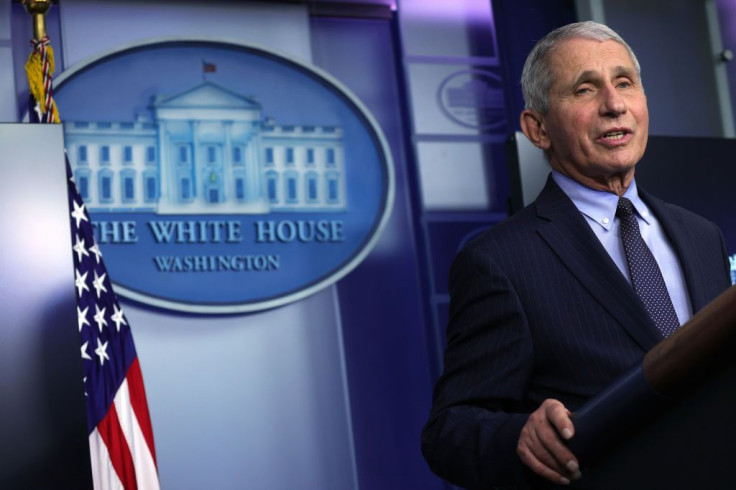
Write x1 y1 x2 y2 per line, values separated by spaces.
517 399 581 485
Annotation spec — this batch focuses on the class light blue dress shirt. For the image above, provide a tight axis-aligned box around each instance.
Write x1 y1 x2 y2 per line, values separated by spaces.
551 170 693 325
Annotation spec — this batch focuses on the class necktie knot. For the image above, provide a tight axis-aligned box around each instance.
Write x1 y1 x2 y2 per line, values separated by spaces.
616 197 635 219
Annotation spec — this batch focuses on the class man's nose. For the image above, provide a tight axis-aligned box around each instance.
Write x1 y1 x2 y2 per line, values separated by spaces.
599 84 626 116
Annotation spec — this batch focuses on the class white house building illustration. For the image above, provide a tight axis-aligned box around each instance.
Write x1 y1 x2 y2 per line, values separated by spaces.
63 82 346 214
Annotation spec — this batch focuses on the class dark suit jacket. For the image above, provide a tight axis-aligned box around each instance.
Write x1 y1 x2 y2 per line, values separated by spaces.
421 177 732 490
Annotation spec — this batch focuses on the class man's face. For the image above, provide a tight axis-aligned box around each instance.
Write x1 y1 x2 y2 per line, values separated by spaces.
536 38 649 190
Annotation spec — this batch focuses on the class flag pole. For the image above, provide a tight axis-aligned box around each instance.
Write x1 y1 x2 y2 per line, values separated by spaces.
23 0 51 41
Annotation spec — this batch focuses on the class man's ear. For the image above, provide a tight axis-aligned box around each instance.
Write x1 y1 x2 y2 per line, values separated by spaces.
520 110 551 150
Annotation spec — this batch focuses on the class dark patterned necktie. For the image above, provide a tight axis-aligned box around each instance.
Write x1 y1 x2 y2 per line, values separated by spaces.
616 197 680 337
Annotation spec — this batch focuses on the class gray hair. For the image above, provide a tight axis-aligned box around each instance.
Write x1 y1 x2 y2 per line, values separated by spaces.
521 21 641 114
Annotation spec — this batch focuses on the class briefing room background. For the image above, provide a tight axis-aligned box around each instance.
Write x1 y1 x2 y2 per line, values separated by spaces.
1 0 735 489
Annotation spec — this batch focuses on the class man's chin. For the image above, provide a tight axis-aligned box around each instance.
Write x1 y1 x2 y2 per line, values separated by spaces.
596 154 640 174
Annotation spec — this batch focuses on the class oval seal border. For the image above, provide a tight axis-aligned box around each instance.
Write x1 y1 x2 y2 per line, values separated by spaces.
54 37 395 314
436 68 506 130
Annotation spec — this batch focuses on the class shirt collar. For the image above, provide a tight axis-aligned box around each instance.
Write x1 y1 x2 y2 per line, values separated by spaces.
550 170 652 230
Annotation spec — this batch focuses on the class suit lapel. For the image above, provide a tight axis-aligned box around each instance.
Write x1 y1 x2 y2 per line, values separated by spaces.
639 190 710 313
533 177 663 351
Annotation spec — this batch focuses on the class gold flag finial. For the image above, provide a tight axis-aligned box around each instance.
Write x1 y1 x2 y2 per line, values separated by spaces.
23 0 52 41
23 0 59 123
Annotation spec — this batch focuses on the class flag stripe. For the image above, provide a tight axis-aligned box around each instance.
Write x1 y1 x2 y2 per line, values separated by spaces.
89 429 125 490
98 402 139 490
126 358 158 467
114 378 161 490
27 31 159 490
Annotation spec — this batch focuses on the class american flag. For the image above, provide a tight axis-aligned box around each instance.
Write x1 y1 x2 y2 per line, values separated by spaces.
27 35 160 490
202 60 217 73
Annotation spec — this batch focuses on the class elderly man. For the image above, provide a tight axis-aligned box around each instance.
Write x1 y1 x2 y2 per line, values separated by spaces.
422 21 732 489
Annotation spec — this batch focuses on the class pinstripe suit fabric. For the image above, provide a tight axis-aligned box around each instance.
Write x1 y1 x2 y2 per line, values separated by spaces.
422 177 731 490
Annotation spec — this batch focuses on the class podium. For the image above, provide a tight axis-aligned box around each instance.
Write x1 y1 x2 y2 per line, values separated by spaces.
0 124 92 488
569 286 736 489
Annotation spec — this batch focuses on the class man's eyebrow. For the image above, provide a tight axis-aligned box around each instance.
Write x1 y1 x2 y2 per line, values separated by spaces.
613 65 638 80
571 66 638 87
571 70 599 87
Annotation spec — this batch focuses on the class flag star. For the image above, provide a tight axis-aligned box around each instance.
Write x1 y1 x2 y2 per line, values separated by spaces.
89 242 103 264
74 269 89 297
83 376 88 397
92 271 108 298
81 341 92 361
73 234 89 262
94 304 108 332
71 200 88 228
94 338 110 366
77 306 90 332
111 305 127 332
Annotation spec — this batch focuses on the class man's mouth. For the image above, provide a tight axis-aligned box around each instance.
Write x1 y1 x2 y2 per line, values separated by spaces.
602 130 627 140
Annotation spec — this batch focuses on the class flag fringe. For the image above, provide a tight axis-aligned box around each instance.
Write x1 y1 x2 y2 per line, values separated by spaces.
25 40 60 123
